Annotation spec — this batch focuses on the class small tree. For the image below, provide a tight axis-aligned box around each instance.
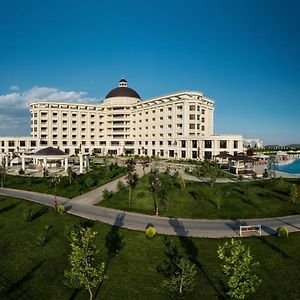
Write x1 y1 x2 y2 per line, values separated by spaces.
125 158 138 205
178 174 186 191
213 193 222 210
140 159 149 176
0 165 6 188
162 258 197 296
290 183 298 204
218 239 261 300
64 227 105 300
117 180 126 192
51 175 61 210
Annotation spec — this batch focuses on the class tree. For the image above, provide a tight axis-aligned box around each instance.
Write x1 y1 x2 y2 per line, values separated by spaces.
162 258 197 296
290 183 299 204
51 175 61 210
64 227 105 300
67 166 76 184
217 239 261 300
208 163 219 188
125 158 138 205
150 174 161 215
140 158 149 176
0 165 6 188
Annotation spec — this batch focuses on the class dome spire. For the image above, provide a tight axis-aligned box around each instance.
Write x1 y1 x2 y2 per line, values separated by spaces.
119 77 127 87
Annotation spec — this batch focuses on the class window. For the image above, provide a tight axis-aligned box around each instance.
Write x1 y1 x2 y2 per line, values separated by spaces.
204 140 212 148
20 141 26 147
168 141 172 146
201 126 205 131
192 151 198 159
202 117 205 122
159 141 163 145
152 141 155 145
181 140 186 148
204 151 212 160
189 114 195 120
234 140 239 148
220 140 227 149
189 105 195 111
169 150 174 158
192 140 197 148
189 124 195 129
202 109 205 114
181 151 186 158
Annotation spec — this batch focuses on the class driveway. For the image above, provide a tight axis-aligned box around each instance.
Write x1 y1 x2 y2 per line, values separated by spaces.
1 187 300 238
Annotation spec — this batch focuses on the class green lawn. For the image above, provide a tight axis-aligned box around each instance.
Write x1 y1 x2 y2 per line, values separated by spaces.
1 196 300 299
100 173 300 219
2 163 126 198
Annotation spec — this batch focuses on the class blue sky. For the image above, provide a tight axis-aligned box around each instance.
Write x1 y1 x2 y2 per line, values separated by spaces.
0 0 299 145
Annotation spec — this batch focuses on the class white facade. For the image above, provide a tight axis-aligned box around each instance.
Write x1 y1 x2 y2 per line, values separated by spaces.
1 79 246 160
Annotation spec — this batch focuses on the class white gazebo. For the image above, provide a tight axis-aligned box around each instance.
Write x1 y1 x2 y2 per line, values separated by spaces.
21 147 69 172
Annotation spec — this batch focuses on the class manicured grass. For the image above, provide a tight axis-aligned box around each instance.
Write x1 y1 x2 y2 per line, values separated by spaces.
1 196 300 299
3 163 126 198
100 173 300 219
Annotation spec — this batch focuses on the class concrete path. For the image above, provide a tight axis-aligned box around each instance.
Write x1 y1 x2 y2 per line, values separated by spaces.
71 165 149 205
1 187 300 238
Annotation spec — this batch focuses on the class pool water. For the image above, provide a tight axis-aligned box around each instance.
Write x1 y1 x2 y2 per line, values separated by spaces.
275 158 300 174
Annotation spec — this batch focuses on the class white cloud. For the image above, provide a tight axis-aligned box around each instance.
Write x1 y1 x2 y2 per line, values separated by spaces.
0 86 98 136
0 86 98 111
10 85 19 91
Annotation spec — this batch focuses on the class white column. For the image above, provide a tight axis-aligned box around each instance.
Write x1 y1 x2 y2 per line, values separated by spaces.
64 157 68 172
0 155 2 166
22 156 25 171
43 158 47 168
83 156 87 168
61 160 64 168
79 154 83 173
5 156 8 168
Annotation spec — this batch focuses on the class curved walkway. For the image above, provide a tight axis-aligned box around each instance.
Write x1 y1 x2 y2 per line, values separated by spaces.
1 187 300 238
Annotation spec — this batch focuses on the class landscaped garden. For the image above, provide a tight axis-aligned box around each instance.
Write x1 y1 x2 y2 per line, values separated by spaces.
99 172 300 219
1 163 126 198
1 196 300 299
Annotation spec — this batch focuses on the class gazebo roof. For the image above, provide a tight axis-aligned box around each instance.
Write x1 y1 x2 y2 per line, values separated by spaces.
215 151 233 158
34 147 66 156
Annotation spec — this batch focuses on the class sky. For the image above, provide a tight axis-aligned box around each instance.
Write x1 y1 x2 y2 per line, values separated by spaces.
0 0 299 145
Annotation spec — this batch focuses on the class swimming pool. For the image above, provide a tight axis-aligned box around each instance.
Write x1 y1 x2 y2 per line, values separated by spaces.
275 158 300 175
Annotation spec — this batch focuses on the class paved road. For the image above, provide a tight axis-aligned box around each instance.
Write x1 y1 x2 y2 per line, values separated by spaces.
1 187 300 238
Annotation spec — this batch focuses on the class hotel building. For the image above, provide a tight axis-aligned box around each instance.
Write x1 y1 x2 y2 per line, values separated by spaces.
1 78 246 160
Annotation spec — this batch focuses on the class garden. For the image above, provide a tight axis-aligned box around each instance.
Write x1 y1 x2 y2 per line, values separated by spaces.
100 171 300 219
1 196 300 299
1 163 126 198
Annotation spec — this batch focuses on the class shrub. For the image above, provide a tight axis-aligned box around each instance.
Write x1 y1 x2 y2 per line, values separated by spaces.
57 204 65 215
117 180 126 192
35 235 47 246
102 189 114 201
18 169 25 175
145 226 156 238
277 226 289 237
23 208 33 222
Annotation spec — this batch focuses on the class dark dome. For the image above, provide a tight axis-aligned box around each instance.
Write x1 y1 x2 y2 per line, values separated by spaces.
34 147 66 156
105 78 141 99
105 87 141 99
